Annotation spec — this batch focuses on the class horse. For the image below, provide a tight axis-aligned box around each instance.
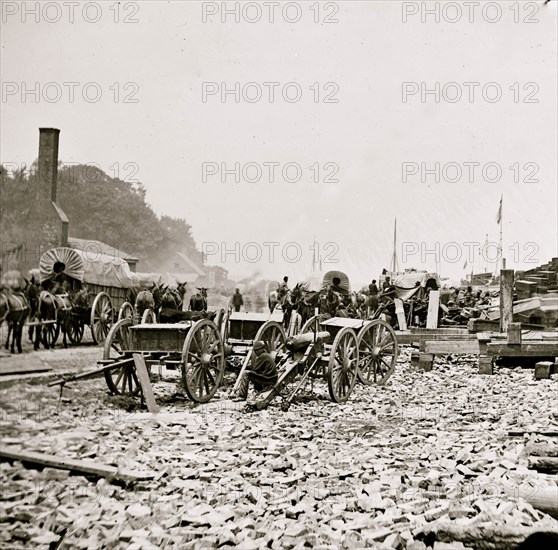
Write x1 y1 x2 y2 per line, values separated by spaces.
25 277 41 343
351 291 368 319
34 281 73 350
268 290 278 313
0 288 30 353
190 288 208 312
133 283 166 322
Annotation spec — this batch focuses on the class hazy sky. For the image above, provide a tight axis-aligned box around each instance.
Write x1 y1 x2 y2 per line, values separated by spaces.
1 0 556 286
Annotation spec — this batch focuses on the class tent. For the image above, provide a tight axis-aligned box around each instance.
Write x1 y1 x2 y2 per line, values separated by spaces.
393 271 440 302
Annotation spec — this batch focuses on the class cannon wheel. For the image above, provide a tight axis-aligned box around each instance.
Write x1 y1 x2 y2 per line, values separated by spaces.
141 308 156 324
254 320 287 361
215 308 225 334
220 308 230 343
118 302 134 322
67 316 85 344
103 318 139 396
91 292 113 344
356 319 398 385
327 327 358 403
182 319 225 403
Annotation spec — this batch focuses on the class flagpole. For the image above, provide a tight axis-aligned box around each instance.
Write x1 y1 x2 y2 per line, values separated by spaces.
499 195 504 270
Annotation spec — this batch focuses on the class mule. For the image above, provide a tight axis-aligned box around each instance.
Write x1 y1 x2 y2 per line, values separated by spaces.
0 289 30 353
190 288 208 312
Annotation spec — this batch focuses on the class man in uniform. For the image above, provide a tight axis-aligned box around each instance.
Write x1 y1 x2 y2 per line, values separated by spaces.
368 279 379 316
277 276 289 305
235 340 278 400
231 288 243 312
382 276 392 291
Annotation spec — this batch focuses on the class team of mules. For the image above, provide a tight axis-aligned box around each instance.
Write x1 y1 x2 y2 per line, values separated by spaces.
128 282 216 324
0 277 213 353
274 281 387 331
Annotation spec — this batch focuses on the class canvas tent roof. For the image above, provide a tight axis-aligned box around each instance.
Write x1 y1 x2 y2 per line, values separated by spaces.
393 272 440 301
40 247 135 288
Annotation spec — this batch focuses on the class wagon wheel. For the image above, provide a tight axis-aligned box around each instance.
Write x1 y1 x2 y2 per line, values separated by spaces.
356 319 398 385
141 308 156 324
91 293 113 344
301 314 330 335
327 327 358 403
182 319 225 403
103 318 139 396
254 320 287 361
215 308 225 333
41 318 60 348
67 316 85 344
118 302 134 322
220 308 230 343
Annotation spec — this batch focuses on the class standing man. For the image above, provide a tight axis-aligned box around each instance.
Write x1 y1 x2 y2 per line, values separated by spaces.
234 341 278 400
368 279 379 317
382 276 391 291
277 276 289 305
231 288 244 312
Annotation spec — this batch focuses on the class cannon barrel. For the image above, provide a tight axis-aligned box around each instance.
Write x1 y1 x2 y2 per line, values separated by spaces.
286 331 330 351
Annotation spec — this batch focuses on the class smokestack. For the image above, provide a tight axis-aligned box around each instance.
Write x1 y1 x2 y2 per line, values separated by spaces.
38 128 60 202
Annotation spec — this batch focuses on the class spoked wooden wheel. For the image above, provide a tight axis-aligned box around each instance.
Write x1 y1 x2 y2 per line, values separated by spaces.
356 319 398 385
91 292 113 344
254 321 286 362
67 317 85 344
182 320 225 403
103 318 139 396
327 327 358 403
118 302 134 322
141 308 156 323
214 308 225 334
220 308 230 343
301 314 330 335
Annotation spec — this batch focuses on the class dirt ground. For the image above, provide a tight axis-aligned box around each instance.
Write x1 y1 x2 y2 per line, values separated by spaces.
0 345 557 549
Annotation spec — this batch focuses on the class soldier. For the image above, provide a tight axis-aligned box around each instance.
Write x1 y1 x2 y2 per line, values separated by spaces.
234 341 278 401
231 288 244 312
368 279 379 316
382 276 391 291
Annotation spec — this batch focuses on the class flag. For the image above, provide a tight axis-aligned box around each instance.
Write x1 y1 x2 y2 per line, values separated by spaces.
496 196 503 225
463 259 468 270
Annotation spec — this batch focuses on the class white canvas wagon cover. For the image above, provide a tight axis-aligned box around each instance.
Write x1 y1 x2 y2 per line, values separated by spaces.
302 271 351 294
40 247 134 289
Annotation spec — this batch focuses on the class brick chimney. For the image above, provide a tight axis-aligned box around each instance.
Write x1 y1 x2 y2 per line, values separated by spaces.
38 128 60 202
37 127 69 246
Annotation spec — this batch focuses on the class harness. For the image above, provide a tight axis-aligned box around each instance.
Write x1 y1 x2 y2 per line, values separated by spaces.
0 291 29 324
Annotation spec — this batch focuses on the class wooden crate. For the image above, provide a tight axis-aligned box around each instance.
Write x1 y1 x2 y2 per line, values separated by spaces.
228 313 270 341
130 323 192 352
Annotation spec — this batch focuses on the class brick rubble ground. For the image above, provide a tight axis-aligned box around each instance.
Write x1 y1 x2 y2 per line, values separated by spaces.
0 348 557 549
